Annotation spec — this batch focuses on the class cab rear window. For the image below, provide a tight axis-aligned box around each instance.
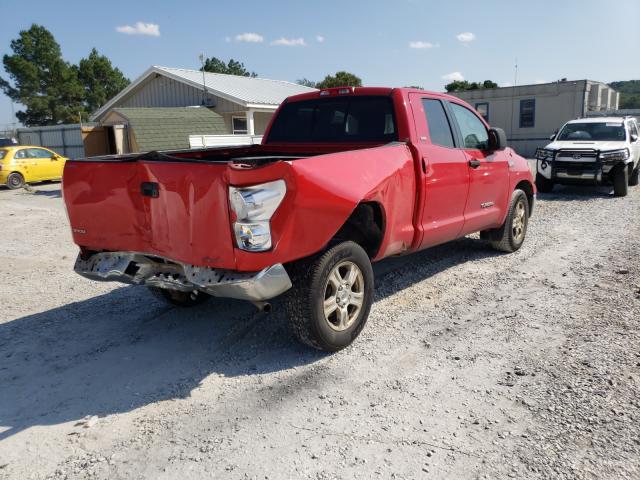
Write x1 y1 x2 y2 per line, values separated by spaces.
266 96 397 143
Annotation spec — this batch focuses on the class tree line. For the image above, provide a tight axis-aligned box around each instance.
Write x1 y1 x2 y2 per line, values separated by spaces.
0 25 130 126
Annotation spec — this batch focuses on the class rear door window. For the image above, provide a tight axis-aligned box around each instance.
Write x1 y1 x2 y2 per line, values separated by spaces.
449 103 489 150
422 99 455 148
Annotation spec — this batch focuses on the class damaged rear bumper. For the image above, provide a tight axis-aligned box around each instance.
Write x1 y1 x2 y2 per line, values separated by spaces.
74 252 292 302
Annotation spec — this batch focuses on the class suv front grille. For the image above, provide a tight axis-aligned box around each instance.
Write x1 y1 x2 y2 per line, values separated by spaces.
555 149 598 161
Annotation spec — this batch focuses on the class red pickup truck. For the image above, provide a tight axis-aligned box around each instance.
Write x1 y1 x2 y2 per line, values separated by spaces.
63 87 535 352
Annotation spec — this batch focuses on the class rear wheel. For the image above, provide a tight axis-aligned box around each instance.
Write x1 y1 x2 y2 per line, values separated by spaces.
6 172 25 190
535 173 554 193
487 189 530 253
613 164 628 197
284 241 374 352
629 163 639 187
148 287 211 307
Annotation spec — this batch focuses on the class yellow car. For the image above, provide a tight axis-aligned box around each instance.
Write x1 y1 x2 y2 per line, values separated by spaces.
0 146 67 189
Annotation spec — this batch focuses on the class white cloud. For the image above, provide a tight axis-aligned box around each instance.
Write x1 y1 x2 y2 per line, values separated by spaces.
456 32 476 43
535 79 547 84
271 37 306 46
235 32 264 43
442 72 465 82
316 35 325 43
409 41 439 49
224 36 231 43
116 22 160 37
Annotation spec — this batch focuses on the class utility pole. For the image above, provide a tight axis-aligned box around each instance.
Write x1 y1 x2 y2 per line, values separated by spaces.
509 58 518 140
198 53 207 106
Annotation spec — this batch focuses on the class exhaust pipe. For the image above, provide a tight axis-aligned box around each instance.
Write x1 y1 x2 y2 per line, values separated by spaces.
251 301 272 314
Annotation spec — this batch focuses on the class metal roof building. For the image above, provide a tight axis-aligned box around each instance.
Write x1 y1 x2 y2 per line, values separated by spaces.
91 66 316 153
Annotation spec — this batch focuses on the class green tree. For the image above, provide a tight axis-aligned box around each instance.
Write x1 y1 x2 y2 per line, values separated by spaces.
200 56 257 77
609 80 640 109
445 79 498 92
77 48 130 114
315 71 362 89
0 24 85 125
296 78 317 88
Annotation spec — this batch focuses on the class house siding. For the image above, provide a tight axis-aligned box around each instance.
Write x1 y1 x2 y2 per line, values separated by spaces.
119 75 249 114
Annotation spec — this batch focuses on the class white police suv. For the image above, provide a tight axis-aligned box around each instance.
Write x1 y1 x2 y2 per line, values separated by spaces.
536 116 640 197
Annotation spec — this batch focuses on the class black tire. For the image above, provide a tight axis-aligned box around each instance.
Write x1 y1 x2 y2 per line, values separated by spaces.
6 172 25 190
487 189 530 253
628 163 639 187
284 241 374 352
148 287 211 307
613 164 628 197
535 173 554 193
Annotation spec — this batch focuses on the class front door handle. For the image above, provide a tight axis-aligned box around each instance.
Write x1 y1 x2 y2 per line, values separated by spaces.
468 159 481 169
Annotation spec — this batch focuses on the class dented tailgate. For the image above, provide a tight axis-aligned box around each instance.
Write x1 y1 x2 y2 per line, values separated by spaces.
63 160 237 269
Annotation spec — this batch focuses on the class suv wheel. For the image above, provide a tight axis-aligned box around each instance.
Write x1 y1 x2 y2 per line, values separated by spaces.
6 172 25 190
613 164 629 197
285 241 374 352
486 189 530 253
148 287 211 307
535 173 554 193
629 163 639 187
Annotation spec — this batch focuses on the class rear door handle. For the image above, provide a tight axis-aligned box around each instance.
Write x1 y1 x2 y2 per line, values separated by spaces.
468 159 481 169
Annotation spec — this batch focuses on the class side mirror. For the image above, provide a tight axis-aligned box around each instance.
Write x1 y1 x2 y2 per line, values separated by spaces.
549 132 557 141
488 127 507 151
631 133 638 143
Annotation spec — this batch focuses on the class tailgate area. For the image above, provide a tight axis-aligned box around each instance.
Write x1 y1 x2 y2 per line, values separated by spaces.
63 160 237 269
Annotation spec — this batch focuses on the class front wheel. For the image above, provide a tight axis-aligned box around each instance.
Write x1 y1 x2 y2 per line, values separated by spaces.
6 172 25 190
148 287 211 307
535 173 554 193
284 241 374 352
487 189 530 253
628 163 639 187
613 164 628 197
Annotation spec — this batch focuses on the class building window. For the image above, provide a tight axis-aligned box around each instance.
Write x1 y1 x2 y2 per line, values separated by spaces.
475 102 489 122
519 99 535 128
232 116 248 134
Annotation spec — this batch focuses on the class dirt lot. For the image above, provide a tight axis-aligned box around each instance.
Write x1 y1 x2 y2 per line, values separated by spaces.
0 179 639 480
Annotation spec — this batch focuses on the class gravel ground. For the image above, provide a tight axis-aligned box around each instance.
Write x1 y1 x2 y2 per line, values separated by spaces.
0 178 638 480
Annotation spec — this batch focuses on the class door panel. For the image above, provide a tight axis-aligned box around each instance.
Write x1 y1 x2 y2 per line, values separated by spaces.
409 94 469 248
447 102 510 234
13 148 39 181
31 148 61 180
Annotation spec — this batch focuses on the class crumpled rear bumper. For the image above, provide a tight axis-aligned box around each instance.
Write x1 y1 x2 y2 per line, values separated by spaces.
74 251 292 302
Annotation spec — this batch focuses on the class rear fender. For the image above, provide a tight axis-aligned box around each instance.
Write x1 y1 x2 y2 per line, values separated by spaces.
230 144 417 271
